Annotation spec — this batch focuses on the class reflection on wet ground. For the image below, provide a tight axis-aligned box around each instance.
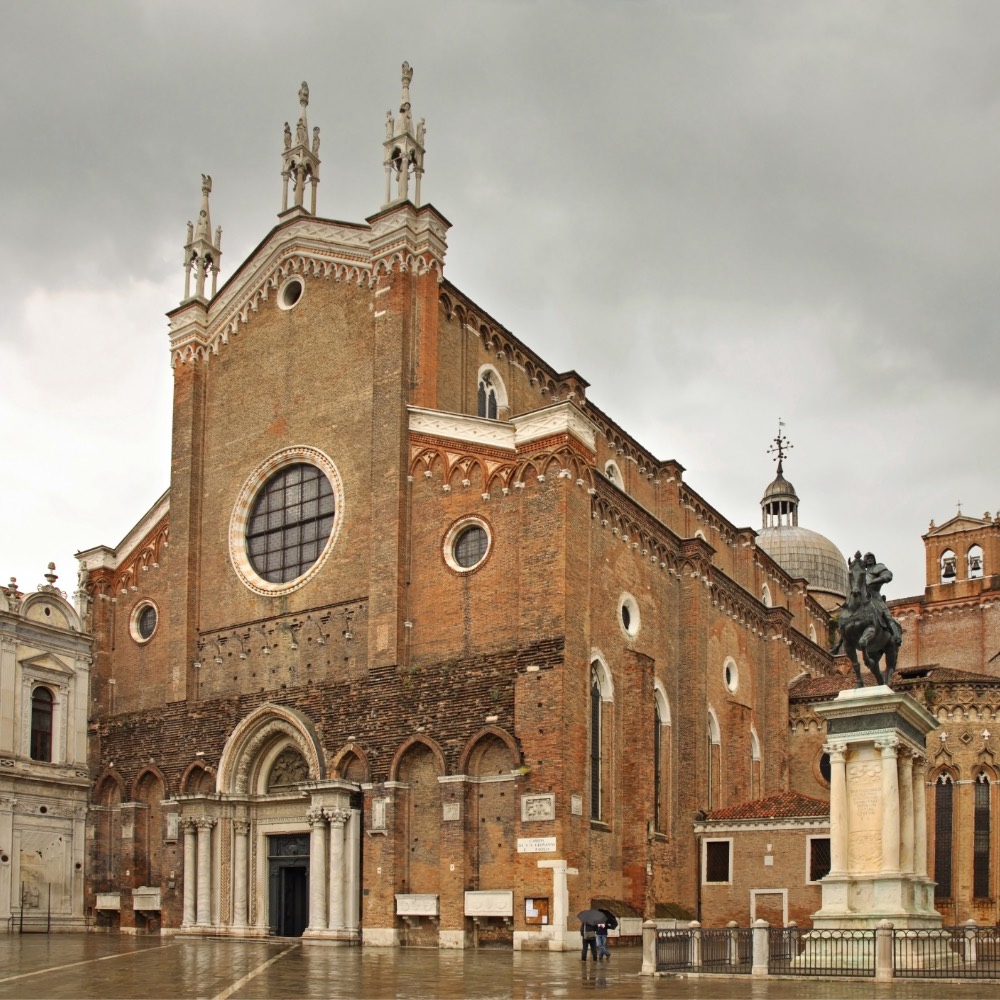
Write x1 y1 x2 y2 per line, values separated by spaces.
0 935 989 999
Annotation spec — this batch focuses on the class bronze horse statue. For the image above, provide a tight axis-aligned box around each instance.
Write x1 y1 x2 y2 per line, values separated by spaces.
832 551 902 688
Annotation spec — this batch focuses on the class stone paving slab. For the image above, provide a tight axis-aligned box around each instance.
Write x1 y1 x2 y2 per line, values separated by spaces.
0 936 986 999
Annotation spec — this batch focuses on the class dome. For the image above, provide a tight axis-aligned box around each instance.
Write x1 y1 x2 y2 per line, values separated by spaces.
756 524 849 601
757 458 848 605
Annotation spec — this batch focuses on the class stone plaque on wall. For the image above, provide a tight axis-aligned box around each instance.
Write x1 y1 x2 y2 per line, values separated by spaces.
443 802 460 822
520 793 554 822
571 794 583 816
371 797 386 830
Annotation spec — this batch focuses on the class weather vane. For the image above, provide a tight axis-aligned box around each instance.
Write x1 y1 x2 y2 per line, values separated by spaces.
767 419 793 474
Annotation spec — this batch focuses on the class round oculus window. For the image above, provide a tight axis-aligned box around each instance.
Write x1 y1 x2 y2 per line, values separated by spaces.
724 658 739 693
130 602 158 643
618 593 640 638
278 275 304 310
230 447 345 597
444 518 491 572
246 463 334 583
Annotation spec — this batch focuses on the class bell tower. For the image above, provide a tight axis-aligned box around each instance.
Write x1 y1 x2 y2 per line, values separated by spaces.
382 61 426 207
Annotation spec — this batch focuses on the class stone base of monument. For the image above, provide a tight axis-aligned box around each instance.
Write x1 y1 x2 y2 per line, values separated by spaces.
799 685 948 969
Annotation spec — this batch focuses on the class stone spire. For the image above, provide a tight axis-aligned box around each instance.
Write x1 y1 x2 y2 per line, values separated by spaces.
182 174 223 302
382 61 426 208
281 81 321 217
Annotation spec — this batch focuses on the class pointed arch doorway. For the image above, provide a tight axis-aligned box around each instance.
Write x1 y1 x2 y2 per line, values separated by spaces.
179 704 362 941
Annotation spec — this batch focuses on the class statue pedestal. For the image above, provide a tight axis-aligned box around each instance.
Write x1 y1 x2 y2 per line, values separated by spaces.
802 686 945 967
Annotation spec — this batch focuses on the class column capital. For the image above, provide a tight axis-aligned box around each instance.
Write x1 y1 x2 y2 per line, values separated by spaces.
327 807 351 828
875 737 899 757
194 816 217 831
823 741 847 761
307 806 326 827
233 820 250 836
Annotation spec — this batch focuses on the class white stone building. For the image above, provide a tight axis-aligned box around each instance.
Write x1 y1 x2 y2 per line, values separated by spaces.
0 567 91 931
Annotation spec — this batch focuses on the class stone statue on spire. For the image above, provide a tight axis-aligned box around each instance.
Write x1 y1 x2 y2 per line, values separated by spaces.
382 61 426 208
183 174 222 302
280 80 321 217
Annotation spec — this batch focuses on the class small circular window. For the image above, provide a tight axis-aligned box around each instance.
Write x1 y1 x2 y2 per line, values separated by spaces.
618 593 640 638
444 518 491 573
230 447 345 597
278 275 304 310
724 657 739 692
130 602 158 643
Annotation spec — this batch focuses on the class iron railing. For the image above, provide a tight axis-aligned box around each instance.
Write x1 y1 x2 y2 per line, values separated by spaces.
768 927 875 977
894 926 1000 979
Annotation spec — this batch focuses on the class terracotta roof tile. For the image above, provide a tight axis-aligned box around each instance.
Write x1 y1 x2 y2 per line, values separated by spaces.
704 791 829 822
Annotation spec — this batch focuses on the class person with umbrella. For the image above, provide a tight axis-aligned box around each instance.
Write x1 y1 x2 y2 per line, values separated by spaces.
577 908 604 961
596 908 617 961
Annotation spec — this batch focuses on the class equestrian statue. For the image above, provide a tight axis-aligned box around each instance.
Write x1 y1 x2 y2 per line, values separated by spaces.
832 551 903 688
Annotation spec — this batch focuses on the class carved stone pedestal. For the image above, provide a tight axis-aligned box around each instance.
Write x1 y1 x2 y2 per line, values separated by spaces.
803 686 947 964
811 685 941 934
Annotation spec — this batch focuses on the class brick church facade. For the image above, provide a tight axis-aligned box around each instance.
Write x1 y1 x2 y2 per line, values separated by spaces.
73 67 839 946
72 66 1000 945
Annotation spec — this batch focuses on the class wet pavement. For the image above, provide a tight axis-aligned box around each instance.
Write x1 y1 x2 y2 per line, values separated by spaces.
0 935 993 999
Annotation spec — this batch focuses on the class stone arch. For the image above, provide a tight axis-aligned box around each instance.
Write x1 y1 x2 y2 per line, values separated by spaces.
331 743 371 784
590 649 614 702
458 726 520 774
217 703 326 795
133 768 166 887
131 764 169 802
388 734 447 783
394 739 445 898
180 760 216 795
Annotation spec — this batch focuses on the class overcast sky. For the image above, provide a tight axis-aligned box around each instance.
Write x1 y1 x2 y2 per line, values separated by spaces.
2 1 998 605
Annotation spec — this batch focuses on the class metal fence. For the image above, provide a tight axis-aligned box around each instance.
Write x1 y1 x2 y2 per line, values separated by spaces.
768 927 875 977
652 922 1000 981
894 926 1000 980
655 925 751 974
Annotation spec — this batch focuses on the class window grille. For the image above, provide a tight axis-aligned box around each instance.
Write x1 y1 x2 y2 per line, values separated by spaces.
30 687 53 762
974 773 991 898
934 775 954 898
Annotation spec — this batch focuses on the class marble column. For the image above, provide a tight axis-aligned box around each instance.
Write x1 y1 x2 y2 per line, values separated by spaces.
307 807 328 932
327 808 349 931
181 820 197 928
912 755 929 878
898 751 915 874
232 821 250 929
878 739 901 874
826 742 849 875
195 817 215 927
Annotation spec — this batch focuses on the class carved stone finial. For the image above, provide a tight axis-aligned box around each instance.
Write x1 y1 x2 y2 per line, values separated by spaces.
44 563 58 587
280 81 321 217
183 173 223 302
401 61 413 104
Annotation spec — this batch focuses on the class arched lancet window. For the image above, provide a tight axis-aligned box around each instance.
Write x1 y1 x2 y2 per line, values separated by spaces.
934 773 954 898
590 668 602 821
974 771 991 898
477 367 506 420
653 682 671 835
30 687 53 762
969 544 985 580
750 728 762 800
707 708 721 811
761 584 772 608
940 549 958 584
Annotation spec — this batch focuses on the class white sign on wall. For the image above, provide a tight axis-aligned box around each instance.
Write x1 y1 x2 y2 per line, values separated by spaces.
517 836 557 854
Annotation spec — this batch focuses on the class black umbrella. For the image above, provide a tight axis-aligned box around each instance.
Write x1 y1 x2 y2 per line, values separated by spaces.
577 908 607 925
599 908 619 930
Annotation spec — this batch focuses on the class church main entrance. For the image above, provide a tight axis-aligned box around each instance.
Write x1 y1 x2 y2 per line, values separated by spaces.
268 834 310 937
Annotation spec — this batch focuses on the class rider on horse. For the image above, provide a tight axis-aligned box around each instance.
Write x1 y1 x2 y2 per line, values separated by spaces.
858 552 903 648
